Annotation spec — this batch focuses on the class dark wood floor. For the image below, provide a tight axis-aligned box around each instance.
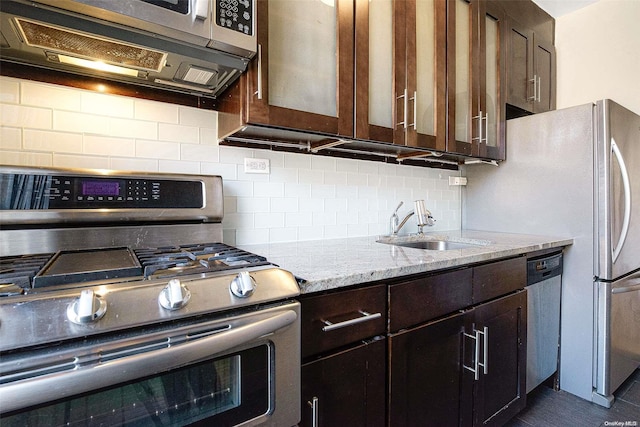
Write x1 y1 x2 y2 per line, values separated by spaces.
506 369 640 427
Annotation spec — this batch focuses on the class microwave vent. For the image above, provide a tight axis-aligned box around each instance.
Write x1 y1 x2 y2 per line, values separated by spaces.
15 18 167 72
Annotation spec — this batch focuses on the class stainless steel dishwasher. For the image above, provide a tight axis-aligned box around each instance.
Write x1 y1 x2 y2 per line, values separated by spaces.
526 252 563 393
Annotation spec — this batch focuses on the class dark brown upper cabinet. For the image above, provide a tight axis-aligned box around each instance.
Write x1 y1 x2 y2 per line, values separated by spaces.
219 0 355 137
446 0 507 161
503 1 556 115
354 0 447 155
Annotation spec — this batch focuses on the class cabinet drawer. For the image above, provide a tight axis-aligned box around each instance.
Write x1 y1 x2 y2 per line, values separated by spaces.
473 256 526 303
389 269 472 332
301 284 386 358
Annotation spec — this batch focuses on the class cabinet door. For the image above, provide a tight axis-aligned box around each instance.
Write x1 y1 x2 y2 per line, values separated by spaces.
505 18 534 112
389 311 473 426
472 290 527 427
447 0 505 160
533 37 556 114
247 0 354 136
355 0 445 151
301 338 386 427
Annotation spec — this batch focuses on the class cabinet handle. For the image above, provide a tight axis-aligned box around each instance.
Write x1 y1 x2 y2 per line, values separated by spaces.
529 76 537 102
308 397 319 427
479 326 488 375
537 76 542 103
397 89 408 129
472 110 483 143
464 329 481 380
255 44 263 100
464 326 488 380
321 310 382 332
483 113 489 145
409 91 417 129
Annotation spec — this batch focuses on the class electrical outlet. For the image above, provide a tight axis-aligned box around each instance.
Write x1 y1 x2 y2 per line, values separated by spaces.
244 158 270 174
449 176 467 186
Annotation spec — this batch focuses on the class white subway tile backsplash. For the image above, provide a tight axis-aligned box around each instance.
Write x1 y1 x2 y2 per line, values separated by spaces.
201 162 237 180
284 152 311 170
23 82 81 111
269 228 298 243
23 129 82 153
54 111 108 134
158 123 199 144
2 104 52 129
0 127 21 149
254 182 285 198
0 77 20 103
156 159 200 174
1 78 461 245
1 150 52 166
224 180 253 197
270 198 299 213
136 139 180 160
284 183 311 198
53 154 109 169
270 167 298 184
135 99 179 124
255 213 285 229
178 106 217 129
285 212 312 227
181 143 219 163
81 92 134 118
84 135 135 157
311 156 336 171
108 117 158 140
109 157 158 172
237 197 270 213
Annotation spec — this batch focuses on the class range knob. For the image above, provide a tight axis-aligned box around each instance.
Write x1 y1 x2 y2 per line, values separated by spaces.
230 271 256 298
67 289 107 324
159 279 191 310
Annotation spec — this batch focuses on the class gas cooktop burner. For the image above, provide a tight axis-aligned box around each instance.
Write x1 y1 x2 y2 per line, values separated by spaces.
135 242 269 279
0 243 270 294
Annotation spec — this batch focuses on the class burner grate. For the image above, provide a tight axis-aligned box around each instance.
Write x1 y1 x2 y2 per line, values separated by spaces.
0 253 54 294
134 243 269 278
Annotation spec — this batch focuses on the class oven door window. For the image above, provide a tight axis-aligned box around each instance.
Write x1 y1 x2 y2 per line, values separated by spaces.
1 345 270 426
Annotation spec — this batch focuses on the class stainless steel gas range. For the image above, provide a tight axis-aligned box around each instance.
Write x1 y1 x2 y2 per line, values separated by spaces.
0 166 301 427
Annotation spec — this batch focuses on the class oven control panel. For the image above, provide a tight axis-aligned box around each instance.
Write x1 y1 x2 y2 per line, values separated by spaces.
1 173 204 210
0 166 223 225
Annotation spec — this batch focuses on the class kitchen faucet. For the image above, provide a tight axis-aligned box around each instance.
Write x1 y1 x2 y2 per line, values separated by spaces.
390 200 436 235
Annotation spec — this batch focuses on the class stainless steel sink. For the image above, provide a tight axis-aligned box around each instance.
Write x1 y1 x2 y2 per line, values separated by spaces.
392 240 481 250
377 237 489 251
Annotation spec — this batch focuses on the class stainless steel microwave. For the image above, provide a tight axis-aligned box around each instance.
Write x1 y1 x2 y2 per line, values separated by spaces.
0 0 257 97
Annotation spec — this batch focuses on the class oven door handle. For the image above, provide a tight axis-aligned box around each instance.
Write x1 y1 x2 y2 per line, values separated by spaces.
0 309 298 415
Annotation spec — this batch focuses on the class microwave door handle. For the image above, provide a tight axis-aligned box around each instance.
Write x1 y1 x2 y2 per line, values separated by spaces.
611 138 631 263
194 0 210 20
0 309 298 415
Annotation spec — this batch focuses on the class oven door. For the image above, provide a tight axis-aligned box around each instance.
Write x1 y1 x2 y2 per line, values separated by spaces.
0 302 300 427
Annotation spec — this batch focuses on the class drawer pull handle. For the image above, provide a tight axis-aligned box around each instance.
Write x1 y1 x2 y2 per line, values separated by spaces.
308 397 319 427
321 310 381 332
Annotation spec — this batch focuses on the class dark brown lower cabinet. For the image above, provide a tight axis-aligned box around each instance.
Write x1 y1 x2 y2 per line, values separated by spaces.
389 290 527 427
473 290 527 426
389 310 473 427
301 338 386 427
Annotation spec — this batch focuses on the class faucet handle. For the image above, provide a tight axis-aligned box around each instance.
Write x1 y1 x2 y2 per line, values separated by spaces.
393 201 403 215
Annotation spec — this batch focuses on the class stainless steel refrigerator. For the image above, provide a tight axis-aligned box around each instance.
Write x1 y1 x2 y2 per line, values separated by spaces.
462 99 640 407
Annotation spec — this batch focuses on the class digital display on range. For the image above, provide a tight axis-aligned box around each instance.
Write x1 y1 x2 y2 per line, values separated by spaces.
82 180 121 196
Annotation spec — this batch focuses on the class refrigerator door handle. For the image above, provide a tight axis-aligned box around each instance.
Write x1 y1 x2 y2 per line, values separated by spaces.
611 138 631 263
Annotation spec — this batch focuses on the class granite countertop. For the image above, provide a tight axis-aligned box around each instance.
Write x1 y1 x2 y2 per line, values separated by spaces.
240 230 572 294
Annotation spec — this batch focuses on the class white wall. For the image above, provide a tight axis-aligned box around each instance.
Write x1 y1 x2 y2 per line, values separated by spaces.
0 76 462 244
555 0 640 114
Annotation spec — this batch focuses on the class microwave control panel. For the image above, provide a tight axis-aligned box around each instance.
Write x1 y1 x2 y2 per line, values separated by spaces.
217 0 253 35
